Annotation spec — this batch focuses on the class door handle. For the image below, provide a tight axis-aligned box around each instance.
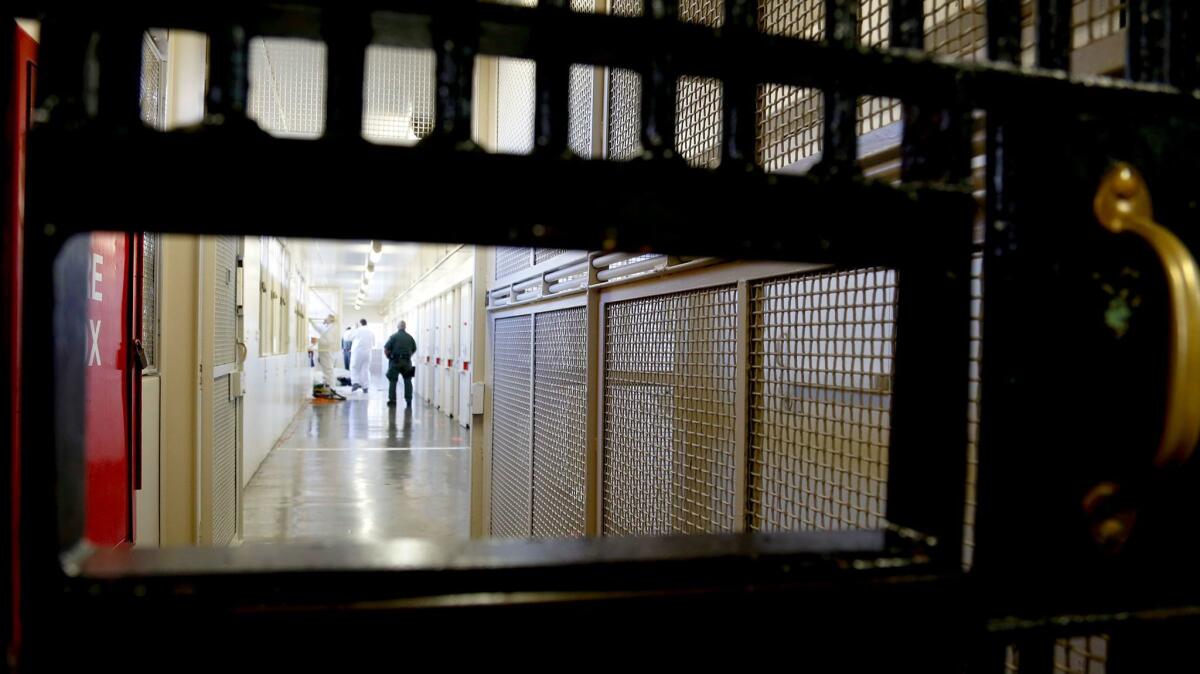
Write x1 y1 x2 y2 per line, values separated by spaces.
1086 163 1200 549
1094 163 1200 469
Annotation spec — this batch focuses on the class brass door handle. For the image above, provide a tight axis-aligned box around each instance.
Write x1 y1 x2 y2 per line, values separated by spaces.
1094 163 1200 469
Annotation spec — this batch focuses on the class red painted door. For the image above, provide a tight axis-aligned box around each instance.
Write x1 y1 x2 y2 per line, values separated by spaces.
6 19 37 658
84 232 135 546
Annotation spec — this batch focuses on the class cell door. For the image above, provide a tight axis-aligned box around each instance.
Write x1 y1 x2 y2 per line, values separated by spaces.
200 235 244 546
458 280 472 427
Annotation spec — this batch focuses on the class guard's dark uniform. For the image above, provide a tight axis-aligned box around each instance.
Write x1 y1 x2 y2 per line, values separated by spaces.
383 328 418 407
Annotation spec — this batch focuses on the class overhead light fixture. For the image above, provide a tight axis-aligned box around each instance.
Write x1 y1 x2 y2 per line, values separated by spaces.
368 240 383 264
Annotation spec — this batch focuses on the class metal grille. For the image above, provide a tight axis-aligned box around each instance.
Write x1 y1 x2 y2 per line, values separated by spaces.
606 0 643 160
496 57 536 154
926 0 989 62
248 37 328 138
141 233 160 370
138 33 165 129
568 0 598 157
1071 0 1126 50
363 46 435 145
490 315 534 537
212 374 238 546
496 247 533 281
758 84 822 171
531 308 588 538
677 76 722 168
534 248 573 265
213 236 239 366
1054 636 1109 674
602 286 738 536
747 268 897 532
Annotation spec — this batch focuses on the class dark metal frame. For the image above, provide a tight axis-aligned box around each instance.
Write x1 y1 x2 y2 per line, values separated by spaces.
3 0 1199 669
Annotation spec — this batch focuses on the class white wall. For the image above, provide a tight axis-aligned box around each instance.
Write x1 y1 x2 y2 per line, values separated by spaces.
240 237 313 487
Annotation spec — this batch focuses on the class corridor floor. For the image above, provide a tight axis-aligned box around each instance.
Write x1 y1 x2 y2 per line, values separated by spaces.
242 382 471 544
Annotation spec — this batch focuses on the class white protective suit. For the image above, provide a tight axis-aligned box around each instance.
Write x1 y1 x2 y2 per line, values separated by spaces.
350 325 376 390
309 317 340 386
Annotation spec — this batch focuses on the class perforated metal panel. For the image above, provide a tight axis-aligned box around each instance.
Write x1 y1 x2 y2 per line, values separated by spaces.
363 46 435 145
566 0 599 157
603 286 738 536
747 268 897 532
495 247 533 281
248 37 327 138
490 315 533 537
213 236 239 366
141 233 159 370
212 374 238 546
531 308 588 538
758 84 823 171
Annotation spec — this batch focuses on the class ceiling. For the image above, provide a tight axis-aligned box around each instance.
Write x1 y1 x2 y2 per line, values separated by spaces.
303 239 420 314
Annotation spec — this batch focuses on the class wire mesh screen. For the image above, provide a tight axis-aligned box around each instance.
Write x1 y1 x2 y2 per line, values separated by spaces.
675 1 723 167
531 308 588 537
496 247 533 281
568 0 599 157
1054 636 1109 674
534 248 574 265
247 37 327 139
602 286 738 536
747 268 897 532
1072 0 1126 50
606 0 644 160
213 236 239 366
497 55 536 154
141 233 160 371
363 46 435 145
925 0 989 62
212 375 238 546
677 76 723 168
139 34 165 129
491 315 534 537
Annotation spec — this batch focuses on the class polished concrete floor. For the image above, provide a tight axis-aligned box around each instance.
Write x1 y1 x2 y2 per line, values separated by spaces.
243 378 471 544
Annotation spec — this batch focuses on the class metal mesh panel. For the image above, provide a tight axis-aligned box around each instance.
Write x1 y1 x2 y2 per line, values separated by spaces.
758 84 822 171
212 375 238 546
606 0 643 160
491 315 533 537
213 236 239 366
248 37 327 139
496 57 536 154
925 0 989 62
363 46 435 145
1071 0 1125 50
747 268 897 532
531 308 588 537
602 286 738 536
141 233 160 370
1054 636 1109 674
677 76 723 168
534 248 573 265
496 247 533 281
139 34 165 129
568 0 599 157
